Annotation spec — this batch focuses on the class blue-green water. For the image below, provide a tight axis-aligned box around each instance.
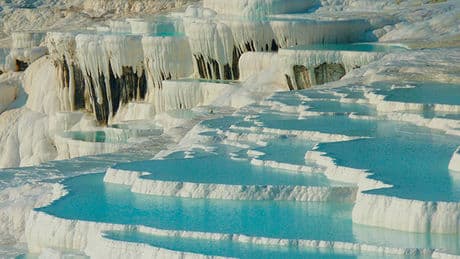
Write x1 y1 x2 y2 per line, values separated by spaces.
113 155 333 186
259 114 377 137
253 136 315 165
62 131 111 143
376 83 460 106
296 90 340 100
316 128 460 201
305 100 375 115
37 173 460 256
37 174 354 241
104 230 406 259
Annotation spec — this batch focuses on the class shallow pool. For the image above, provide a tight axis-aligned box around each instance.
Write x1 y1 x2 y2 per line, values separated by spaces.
376 82 460 106
305 100 375 115
37 173 460 255
252 136 315 166
258 114 377 137
104 230 410 259
113 155 332 186
316 124 460 201
61 131 123 143
38 174 354 241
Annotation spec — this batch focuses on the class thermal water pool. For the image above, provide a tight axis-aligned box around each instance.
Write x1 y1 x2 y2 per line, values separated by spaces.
316 126 460 201
111 154 336 186
35 173 460 257
374 82 460 106
103 230 417 259
61 131 117 143
250 136 316 166
37 174 354 241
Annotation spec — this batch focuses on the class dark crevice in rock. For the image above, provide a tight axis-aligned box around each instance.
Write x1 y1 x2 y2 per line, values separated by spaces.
62 57 70 89
54 55 149 124
244 40 256 52
206 62 213 79
73 65 86 110
87 73 110 125
195 53 236 80
232 47 241 80
195 54 207 79
15 60 28 71
211 59 221 80
224 64 232 80
108 65 147 116
271 39 279 52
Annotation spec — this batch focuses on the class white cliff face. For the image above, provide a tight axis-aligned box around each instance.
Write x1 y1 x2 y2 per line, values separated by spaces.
157 80 234 113
239 48 387 90
103 35 145 79
142 36 193 92
184 18 236 80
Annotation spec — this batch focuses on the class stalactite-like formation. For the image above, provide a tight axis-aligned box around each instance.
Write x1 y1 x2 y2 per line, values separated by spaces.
33 3 379 122
45 32 194 124
183 5 370 81
109 65 148 115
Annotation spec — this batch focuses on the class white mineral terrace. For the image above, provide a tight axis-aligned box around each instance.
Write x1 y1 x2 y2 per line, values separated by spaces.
0 0 459 258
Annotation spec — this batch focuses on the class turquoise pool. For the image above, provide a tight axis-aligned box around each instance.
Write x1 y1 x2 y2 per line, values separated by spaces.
252 136 316 166
113 155 334 186
36 173 460 255
37 174 355 241
305 100 375 115
375 83 460 106
316 127 460 201
258 114 377 137
104 230 414 259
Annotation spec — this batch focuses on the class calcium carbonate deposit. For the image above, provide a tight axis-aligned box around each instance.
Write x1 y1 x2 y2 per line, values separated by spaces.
0 0 459 258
